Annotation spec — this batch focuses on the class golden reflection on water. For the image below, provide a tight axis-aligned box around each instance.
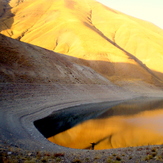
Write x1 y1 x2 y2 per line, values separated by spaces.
48 108 163 150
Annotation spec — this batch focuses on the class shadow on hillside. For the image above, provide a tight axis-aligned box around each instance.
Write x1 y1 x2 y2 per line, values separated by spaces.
72 57 163 87
1 41 163 86
0 33 163 85
84 21 163 83
0 0 14 34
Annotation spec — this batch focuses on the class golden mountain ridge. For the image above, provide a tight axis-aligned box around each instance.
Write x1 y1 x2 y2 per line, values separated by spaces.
0 0 163 86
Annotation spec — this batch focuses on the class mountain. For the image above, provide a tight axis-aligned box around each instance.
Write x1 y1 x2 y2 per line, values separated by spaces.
0 33 112 84
0 0 163 86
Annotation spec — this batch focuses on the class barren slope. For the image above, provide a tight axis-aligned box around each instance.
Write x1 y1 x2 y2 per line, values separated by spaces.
0 0 163 86
0 34 111 84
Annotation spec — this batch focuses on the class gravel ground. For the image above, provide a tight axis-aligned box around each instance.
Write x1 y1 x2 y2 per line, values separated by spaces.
1 143 163 163
1 83 163 162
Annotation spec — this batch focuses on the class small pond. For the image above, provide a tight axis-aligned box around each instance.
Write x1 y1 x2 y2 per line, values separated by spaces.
34 97 163 150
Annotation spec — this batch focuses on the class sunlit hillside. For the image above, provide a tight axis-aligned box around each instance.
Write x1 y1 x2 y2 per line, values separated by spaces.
0 0 163 86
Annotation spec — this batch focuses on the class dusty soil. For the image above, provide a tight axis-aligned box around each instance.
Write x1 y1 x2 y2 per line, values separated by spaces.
1 83 163 162
1 142 163 162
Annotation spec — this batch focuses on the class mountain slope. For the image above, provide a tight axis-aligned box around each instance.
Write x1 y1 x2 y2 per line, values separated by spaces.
0 34 111 84
0 0 163 86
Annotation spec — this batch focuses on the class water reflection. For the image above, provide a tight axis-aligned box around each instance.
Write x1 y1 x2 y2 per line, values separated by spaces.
48 98 163 150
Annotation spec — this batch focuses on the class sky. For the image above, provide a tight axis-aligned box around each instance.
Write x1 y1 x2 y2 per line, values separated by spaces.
95 0 163 29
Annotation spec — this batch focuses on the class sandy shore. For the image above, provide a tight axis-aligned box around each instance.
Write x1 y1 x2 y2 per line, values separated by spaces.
1 83 163 162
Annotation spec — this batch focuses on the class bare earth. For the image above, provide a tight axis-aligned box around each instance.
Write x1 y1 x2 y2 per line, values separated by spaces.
1 83 163 162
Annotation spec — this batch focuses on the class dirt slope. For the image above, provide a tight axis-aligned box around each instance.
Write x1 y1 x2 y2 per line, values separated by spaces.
0 34 111 84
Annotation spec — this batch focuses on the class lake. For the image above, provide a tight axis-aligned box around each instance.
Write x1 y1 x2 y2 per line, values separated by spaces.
34 97 163 150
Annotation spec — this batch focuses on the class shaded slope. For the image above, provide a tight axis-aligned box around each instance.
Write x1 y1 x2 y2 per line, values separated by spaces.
0 0 163 86
0 0 14 34
0 33 162 87
0 34 110 84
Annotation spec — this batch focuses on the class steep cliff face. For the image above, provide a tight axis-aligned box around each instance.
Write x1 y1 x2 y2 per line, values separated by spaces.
0 0 163 86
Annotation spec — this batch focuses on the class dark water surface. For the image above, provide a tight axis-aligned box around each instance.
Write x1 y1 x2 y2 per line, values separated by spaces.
34 97 163 150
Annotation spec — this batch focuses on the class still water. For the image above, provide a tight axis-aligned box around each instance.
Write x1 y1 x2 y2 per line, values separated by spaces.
35 97 163 150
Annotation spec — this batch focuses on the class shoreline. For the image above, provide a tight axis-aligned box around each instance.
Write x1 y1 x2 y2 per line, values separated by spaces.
1 83 163 162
